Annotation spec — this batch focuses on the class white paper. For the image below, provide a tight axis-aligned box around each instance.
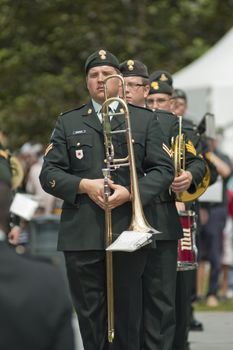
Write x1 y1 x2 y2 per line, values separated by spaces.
10 193 39 221
106 230 152 252
199 176 223 203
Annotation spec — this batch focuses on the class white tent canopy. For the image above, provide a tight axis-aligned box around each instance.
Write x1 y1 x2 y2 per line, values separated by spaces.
173 28 233 157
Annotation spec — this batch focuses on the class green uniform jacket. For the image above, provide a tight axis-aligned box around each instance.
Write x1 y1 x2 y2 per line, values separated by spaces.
147 110 206 240
0 145 12 187
0 241 74 350
39 101 175 251
158 110 206 187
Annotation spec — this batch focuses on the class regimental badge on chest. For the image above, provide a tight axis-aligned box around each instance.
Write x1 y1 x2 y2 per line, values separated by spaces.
75 149 84 159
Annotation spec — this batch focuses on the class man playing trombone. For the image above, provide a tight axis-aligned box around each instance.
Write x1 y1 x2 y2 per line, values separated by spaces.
40 49 175 350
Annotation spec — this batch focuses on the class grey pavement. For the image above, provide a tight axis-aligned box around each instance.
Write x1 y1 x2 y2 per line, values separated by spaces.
72 314 84 350
189 312 233 350
72 312 233 350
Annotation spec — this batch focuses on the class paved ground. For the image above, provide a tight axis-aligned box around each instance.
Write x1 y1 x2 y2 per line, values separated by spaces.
72 315 84 350
73 312 233 350
189 312 233 350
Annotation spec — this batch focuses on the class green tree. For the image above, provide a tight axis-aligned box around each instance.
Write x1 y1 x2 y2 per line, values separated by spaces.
0 0 232 148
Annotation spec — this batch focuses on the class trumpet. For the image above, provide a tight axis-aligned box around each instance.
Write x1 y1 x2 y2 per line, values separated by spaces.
101 74 157 343
171 116 210 202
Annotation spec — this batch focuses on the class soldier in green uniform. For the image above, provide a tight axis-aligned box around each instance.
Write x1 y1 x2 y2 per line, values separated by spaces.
120 62 206 350
0 140 25 245
119 59 150 107
0 143 12 235
171 88 220 348
0 152 75 350
149 74 212 349
0 144 12 189
40 50 175 350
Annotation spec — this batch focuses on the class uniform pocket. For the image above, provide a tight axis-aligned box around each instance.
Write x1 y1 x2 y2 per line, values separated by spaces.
67 134 93 171
113 132 145 161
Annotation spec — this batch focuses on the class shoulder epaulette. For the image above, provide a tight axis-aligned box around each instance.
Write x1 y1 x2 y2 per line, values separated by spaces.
155 109 175 118
154 109 177 119
128 103 153 113
60 104 86 116
182 118 197 130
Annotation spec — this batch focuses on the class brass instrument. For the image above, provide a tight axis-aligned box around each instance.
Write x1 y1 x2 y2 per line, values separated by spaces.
1 132 24 190
10 155 24 190
101 74 158 343
0 146 24 190
172 116 210 202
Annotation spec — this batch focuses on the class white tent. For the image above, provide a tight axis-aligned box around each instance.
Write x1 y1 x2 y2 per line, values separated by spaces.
173 28 233 157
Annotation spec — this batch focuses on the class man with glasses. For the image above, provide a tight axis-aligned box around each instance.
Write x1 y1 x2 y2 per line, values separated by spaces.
146 80 173 111
120 62 206 350
149 76 212 350
119 59 150 107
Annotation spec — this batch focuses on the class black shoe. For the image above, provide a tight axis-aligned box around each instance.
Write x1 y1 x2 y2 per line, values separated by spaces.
189 318 204 331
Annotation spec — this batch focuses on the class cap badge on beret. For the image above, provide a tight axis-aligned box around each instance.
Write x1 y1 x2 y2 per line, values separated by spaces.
99 49 107 60
151 81 159 90
160 73 168 82
127 60 134 71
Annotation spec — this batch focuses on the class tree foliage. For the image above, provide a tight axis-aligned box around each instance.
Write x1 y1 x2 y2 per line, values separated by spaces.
0 0 233 148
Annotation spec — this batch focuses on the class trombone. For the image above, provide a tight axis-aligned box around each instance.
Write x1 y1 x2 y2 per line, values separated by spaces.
101 74 158 343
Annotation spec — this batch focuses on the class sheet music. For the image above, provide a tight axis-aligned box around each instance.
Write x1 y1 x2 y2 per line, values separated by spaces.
198 176 223 203
10 193 39 221
106 230 152 252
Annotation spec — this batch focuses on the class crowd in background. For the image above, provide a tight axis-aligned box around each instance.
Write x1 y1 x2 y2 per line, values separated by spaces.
16 141 63 216
6 126 233 308
1 76 233 350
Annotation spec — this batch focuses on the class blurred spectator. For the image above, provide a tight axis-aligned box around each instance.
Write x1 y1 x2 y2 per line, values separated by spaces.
0 180 75 350
18 142 61 215
197 138 232 307
220 216 233 298
18 142 40 191
220 174 233 299
171 88 188 117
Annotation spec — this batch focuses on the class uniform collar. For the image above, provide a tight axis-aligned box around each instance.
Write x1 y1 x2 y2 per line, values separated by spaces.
91 98 119 113
81 101 103 133
81 99 125 133
0 230 6 241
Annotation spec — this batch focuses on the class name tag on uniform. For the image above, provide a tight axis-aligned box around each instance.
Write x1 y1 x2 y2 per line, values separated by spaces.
73 130 86 135
76 149 84 159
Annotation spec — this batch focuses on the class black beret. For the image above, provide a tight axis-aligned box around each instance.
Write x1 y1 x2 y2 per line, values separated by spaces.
149 81 173 95
119 60 149 79
149 70 173 87
85 49 120 74
172 88 187 102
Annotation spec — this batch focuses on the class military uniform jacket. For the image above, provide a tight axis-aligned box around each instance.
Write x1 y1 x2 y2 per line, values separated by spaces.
183 117 218 186
147 110 206 240
0 241 74 350
157 110 206 188
40 101 174 250
0 144 12 187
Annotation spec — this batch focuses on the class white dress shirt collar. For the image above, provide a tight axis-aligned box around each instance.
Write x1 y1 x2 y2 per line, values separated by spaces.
92 99 119 122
